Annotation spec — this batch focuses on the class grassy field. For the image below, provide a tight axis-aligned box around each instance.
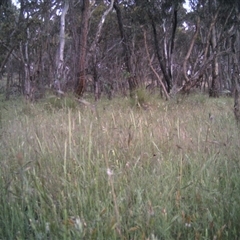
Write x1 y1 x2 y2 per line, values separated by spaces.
0 92 240 239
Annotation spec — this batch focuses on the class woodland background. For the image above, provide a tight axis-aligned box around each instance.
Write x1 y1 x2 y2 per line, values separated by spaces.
0 0 240 107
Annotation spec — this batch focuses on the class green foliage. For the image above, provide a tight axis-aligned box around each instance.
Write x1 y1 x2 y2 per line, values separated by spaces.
0 95 240 239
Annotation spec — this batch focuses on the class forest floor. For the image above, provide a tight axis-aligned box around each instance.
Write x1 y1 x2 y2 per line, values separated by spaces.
0 92 240 239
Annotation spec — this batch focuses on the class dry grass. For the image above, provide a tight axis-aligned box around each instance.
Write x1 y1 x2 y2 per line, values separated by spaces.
0 93 240 239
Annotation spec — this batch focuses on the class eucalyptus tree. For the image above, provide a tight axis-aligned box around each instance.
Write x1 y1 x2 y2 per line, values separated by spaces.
87 7 127 97
180 0 236 96
112 0 140 98
133 0 185 93
85 0 187 98
0 0 63 100
88 0 114 100
55 0 69 94
16 0 63 100
75 0 116 98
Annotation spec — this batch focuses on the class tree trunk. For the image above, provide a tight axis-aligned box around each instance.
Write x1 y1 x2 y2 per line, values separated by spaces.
113 0 138 98
89 0 114 101
18 0 32 101
233 0 240 123
209 1 219 97
150 18 172 93
75 0 90 97
209 49 220 98
147 3 178 94
169 5 178 85
55 0 69 92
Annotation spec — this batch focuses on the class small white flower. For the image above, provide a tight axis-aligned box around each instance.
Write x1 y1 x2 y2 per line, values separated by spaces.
107 168 113 176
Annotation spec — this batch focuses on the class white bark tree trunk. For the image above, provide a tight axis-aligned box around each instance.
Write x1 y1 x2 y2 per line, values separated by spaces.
209 24 219 97
89 0 114 100
56 0 69 91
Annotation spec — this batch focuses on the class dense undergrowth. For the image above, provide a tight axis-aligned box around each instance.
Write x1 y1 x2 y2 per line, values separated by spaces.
0 92 239 239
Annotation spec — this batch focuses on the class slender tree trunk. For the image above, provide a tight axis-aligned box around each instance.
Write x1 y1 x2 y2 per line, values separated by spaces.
147 3 178 94
75 0 90 97
18 0 31 100
209 26 220 98
59 0 69 65
150 18 172 93
169 5 178 83
113 0 138 98
209 1 219 97
56 0 69 92
233 0 240 123
89 0 114 101
68 1 79 89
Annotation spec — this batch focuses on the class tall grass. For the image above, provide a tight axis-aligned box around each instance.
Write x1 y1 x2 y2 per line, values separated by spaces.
0 93 240 239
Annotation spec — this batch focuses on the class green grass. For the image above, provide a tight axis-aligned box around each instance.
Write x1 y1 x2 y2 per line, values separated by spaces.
0 93 240 239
